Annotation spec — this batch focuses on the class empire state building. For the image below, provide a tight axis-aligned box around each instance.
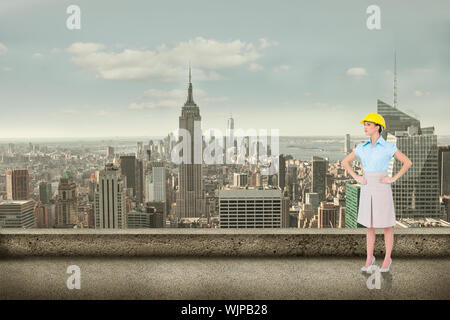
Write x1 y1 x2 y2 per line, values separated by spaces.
175 66 206 218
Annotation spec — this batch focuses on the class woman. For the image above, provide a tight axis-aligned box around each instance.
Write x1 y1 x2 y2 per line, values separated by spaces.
341 112 412 273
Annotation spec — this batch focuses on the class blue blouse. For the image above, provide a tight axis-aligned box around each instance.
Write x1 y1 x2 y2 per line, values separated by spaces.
354 135 398 172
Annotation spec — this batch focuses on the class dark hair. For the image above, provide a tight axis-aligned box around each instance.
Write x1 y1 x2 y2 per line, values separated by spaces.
365 121 383 134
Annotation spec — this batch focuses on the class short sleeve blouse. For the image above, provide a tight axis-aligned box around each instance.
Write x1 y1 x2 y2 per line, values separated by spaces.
353 136 397 172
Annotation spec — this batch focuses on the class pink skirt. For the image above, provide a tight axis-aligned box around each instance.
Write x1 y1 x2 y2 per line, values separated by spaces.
357 170 396 228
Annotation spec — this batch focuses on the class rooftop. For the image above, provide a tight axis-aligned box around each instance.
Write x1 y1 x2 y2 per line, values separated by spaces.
0 200 34 205
1 256 449 299
1 228 449 299
219 188 282 197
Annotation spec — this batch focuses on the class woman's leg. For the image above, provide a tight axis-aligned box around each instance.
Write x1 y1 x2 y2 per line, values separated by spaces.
382 227 394 268
365 227 376 267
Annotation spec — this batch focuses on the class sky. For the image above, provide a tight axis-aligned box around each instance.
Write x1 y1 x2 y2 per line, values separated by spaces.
0 0 449 138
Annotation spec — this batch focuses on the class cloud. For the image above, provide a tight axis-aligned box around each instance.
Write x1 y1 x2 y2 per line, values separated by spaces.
67 42 105 55
248 63 263 72
66 37 272 81
258 38 278 49
32 52 43 58
0 43 7 55
128 103 148 110
273 65 290 72
346 67 367 79
143 88 189 99
129 87 228 110
128 101 178 110
413 90 431 97
59 106 118 117
303 92 312 97
1 66 11 71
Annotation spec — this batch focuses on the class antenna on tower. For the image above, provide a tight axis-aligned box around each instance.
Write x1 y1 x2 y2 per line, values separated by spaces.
185 61 195 105
393 50 397 108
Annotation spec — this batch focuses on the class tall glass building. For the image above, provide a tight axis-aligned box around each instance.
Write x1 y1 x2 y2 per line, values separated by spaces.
344 183 364 228
379 100 442 219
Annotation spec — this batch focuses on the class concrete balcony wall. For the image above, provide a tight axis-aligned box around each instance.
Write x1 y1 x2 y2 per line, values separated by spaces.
1 229 450 299
1 228 449 258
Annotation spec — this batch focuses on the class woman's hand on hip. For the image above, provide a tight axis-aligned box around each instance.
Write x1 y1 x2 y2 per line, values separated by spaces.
356 176 367 185
380 176 395 184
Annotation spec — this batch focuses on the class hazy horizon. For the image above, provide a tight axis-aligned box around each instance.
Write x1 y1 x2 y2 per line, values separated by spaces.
2 134 450 143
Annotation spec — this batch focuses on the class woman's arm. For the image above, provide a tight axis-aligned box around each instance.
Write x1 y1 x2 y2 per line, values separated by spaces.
341 150 366 184
391 149 413 182
341 151 359 179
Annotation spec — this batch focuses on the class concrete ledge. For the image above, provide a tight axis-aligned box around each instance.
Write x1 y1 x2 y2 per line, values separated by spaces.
1 228 449 257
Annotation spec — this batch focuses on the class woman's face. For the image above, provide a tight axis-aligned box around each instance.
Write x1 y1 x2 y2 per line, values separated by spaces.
363 121 379 136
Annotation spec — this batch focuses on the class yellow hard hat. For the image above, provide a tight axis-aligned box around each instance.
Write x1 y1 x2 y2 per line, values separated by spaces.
360 112 386 130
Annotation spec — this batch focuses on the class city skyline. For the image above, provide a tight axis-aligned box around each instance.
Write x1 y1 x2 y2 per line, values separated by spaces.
1 85 449 228
0 0 449 138
1 2 450 304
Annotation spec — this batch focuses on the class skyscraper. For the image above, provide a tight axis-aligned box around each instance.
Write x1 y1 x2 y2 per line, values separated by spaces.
250 169 262 187
305 192 320 216
39 181 53 204
35 202 49 228
225 114 235 163
150 162 167 202
233 173 248 187
379 100 441 219
7 143 14 155
344 183 364 228
6 169 30 200
120 155 144 204
0 200 35 228
338 207 346 228
227 114 234 139
218 187 288 228
106 146 114 158
88 173 96 202
312 156 328 202
298 203 314 228
286 164 297 200
176 65 206 218
439 146 450 222
146 202 166 228
127 210 153 228
55 171 78 226
377 99 421 140
438 146 450 196
277 154 286 191
137 159 144 204
317 201 338 228
344 134 351 154
94 163 127 229
137 142 144 159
